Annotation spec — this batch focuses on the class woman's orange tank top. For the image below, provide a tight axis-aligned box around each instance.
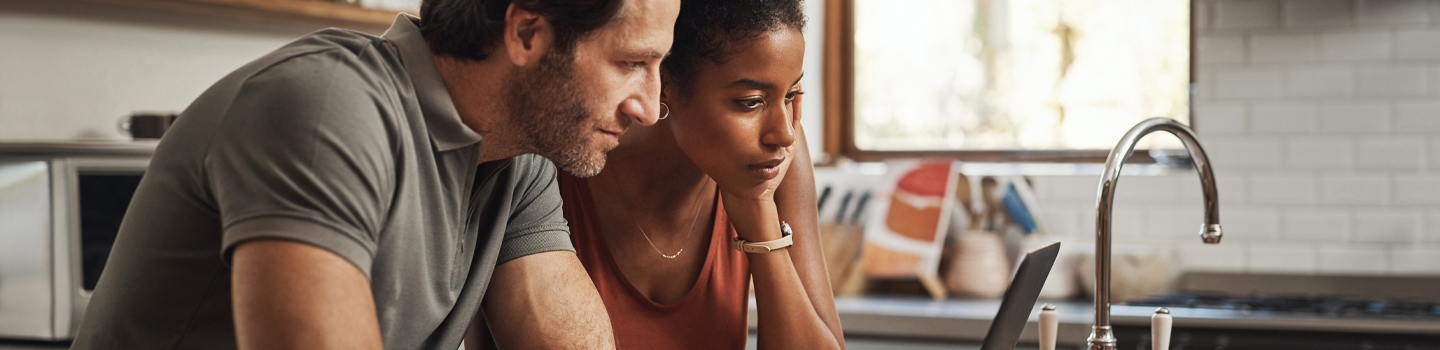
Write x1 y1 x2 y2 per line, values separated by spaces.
557 173 751 350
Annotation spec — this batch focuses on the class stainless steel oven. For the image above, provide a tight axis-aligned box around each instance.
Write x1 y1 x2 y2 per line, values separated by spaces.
0 143 152 341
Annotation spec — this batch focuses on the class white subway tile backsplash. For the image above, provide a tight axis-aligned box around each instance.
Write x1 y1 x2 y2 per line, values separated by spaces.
1321 174 1391 205
1251 104 1319 133
1283 208 1351 241
1219 0 1282 29
1078 204 1099 240
1392 175 1440 205
1356 138 1427 169
1250 172 1319 204
1320 103 1389 133
1430 66 1440 95
1429 210 1440 241
1206 137 1284 169
1146 205 1205 238
1194 103 1247 134
1316 244 1388 274
1041 206 1082 239
1130 0 1440 276
1358 0 1430 25
1432 140 1440 169
1396 31 1440 60
1283 0 1353 27
1353 210 1424 242
1178 171 1249 206
1286 67 1353 97
1196 1 1213 31
1357 66 1428 97
1179 244 1247 272
1430 0 1440 27
1037 176 1098 202
1114 175 1179 203
1387 245 1440 275
1223 206 1283 240
1394 102 1440 133
1197 71 1218 100
1321 31 1390 62
1247 243 1316 273
1285 138 1353 169
1198 35 1246 65
1216 69 1285 98
1110 204 1147 239
1251 34 1318 63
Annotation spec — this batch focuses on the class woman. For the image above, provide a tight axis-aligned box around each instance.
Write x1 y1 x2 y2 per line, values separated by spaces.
558 0 842 348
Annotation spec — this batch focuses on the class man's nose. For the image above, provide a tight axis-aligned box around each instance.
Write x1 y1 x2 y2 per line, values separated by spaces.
619 98 659 126
620 68 663 126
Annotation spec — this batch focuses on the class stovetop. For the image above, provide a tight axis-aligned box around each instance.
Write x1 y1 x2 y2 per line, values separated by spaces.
1113 294 1440 350
1124 294 1440 320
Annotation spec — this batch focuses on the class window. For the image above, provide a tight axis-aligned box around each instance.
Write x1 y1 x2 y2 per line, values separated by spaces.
826 0 1192 161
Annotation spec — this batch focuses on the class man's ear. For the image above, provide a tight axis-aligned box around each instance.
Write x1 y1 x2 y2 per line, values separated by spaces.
502 4 555 67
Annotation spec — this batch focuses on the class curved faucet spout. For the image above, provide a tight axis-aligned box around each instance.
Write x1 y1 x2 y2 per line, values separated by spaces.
1087 117 1222 350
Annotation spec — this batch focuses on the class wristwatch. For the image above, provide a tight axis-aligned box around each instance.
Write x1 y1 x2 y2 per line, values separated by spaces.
733 221 795 254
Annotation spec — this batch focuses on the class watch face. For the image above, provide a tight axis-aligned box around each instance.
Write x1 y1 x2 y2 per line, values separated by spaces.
780 221 793 236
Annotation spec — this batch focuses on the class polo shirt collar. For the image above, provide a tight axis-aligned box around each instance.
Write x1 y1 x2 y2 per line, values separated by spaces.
382 14 483 152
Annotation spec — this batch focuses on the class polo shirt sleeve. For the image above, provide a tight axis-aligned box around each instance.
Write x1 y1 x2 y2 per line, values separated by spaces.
205 50 395 276
496 155 575 265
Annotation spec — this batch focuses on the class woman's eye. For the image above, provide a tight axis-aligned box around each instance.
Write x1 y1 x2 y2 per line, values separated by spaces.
735 98 764 109
784 90 804 101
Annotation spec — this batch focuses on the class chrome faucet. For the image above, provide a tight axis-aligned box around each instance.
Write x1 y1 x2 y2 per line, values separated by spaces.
1087 117 1223 350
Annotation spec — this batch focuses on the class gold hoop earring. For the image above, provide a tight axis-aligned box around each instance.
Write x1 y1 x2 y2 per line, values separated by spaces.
659 102 671 120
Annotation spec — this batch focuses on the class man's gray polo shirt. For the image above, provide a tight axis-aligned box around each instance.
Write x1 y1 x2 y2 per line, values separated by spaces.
72 14 574 350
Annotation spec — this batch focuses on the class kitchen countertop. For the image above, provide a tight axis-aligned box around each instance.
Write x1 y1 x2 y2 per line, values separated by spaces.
747 296 1097 346
750 295 1440 346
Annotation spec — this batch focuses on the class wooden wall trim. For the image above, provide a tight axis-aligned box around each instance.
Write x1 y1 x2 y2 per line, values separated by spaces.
821 0 850 157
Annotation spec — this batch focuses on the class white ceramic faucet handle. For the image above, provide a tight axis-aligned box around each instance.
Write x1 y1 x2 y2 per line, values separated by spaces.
1152 307 1172 350
1039 304 1058 350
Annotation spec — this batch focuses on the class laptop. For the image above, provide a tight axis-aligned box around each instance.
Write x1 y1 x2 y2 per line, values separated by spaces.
979 241 1061 350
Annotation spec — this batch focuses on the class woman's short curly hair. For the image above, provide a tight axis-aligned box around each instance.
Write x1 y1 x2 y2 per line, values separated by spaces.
662 0 806 100
420 0 624 61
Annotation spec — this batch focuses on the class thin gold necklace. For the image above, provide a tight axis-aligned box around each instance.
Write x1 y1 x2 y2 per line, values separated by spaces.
610 172 709 259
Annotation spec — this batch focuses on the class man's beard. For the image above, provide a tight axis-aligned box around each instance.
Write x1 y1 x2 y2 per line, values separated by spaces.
504 50 610 178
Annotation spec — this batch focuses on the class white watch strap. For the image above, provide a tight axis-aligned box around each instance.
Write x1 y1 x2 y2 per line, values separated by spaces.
733 221 794 253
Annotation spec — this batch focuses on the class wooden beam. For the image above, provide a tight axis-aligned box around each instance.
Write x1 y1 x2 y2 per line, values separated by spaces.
821 0 852 158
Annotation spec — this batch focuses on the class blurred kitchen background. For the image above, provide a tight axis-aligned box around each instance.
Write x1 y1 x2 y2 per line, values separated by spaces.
4 0 1440 349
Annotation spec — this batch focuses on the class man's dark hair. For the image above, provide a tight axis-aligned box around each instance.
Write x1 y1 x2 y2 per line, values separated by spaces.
420 0 624 61
662 0 806 100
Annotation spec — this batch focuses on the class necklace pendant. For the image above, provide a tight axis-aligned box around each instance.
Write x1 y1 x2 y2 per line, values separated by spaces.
660 249 683 259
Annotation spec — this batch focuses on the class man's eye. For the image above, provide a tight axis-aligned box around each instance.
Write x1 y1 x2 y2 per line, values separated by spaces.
735 98 763 109
626 61 646 68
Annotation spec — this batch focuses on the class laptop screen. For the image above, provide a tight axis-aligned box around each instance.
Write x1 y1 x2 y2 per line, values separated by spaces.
980 242 1061 350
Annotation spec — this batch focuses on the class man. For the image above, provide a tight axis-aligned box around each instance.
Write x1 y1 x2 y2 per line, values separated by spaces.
71 0 678 349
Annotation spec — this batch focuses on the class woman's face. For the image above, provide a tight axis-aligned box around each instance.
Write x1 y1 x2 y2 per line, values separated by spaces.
666 28 806 191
